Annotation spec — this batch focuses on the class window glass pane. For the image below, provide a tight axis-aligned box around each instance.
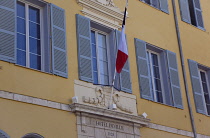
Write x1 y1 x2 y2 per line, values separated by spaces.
156 91 163 103
194 0 201 9
29 6 40 23
153 66 160 78
98 34 106 48
17 33 26 50
91 31 96 44
17 18 26 34
29 22 40 39
17 50 26 66
98 47 107 61
92 44 97 57
17 2 25 18
200 71 206 81
30 54 41 70
151 53 158 66
151 0 160 9
93 72 98 84
100 75 109 85
92 58 97 71
100 61 108 75
29 37 41 55
155 79 162 91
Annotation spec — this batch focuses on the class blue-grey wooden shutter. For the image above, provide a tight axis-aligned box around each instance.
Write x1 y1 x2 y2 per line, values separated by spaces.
51 4 67 78
192 0 204 29
188 59 206 114
166 51 183 108
159 0 169 13
179 0 191 23
116 30 132 93
0 130 10 138
0 0 16 63
76 14 93 82
135 38 153 100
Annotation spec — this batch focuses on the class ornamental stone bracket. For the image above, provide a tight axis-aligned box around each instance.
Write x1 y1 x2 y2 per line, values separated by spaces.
77 0 127 29
74 80 137 115
69 103 150 138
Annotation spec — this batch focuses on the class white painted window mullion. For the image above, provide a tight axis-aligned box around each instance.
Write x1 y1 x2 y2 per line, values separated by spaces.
25 4 30 68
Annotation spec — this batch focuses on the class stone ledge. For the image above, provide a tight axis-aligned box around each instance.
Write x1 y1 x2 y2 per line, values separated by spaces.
0 90 71 111
69 103 150 126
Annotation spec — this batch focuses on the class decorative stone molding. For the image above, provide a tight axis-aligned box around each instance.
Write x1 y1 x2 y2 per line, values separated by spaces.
77 0 126 29
70 103 150 126
0 90 71 111
74 80 137 115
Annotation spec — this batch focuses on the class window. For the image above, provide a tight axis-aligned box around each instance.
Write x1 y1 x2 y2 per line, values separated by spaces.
135 38 183 108
147 51 164 103
188 60 210 115
0 0 67 77
91 30 109 85
179 0 204 29
76 14 132 93
199 70 210 115
17 1 42 70
139 0 169 13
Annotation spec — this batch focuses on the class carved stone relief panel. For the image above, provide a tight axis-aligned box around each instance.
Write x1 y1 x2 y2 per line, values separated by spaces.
74 80 137 115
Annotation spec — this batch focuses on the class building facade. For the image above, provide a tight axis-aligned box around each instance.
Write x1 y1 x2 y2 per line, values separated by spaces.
0 0 210 137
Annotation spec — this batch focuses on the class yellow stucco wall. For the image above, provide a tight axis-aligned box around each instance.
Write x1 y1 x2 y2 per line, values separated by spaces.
0 98 77 138
1 0 210 137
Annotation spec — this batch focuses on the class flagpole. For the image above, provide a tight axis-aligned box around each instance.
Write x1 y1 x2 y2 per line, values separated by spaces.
108 0 128 109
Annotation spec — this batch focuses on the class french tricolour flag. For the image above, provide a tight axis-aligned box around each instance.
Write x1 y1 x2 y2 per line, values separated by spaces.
116 8 128 73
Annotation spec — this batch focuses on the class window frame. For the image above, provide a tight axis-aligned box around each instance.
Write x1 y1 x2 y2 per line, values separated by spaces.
91 28 112 86
147 49 165 104
198 69 210 115
17 0 45 71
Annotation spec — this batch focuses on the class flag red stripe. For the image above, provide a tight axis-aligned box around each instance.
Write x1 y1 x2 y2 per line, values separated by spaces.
116 50 128 73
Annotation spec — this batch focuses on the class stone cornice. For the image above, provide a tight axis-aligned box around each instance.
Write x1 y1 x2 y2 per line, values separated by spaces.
77 0 127 29
69 103 150 126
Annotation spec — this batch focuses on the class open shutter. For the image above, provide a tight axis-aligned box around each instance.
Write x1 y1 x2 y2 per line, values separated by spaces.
116 30 132 93
166 51 183 108
76 14 93 82
135 38 153 100
179 0 191 23
159 0 169 13
0 0 16 63
51 4 67 78
192 0 204 29
188 59 206 114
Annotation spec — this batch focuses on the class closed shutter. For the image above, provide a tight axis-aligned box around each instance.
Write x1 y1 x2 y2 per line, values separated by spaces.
135 38 153 100
159 0 169 13
192 0 204 29
116 30 132 93
76 14 93 82
0 130 10 138
51 4 67 78
0 0 16 63
188 59 206 114
166 51 183 108
179 0 191 23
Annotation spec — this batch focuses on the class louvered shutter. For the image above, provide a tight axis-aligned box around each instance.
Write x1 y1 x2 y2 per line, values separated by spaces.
76 14 93 82
188 59 206 114
166 51 183 108
159 0 169 13
116 30 132 93
0 0 16 63
179 0 191 23
192 0 204 29
135 38 153 100
51 4 67 78
0 130 10 138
